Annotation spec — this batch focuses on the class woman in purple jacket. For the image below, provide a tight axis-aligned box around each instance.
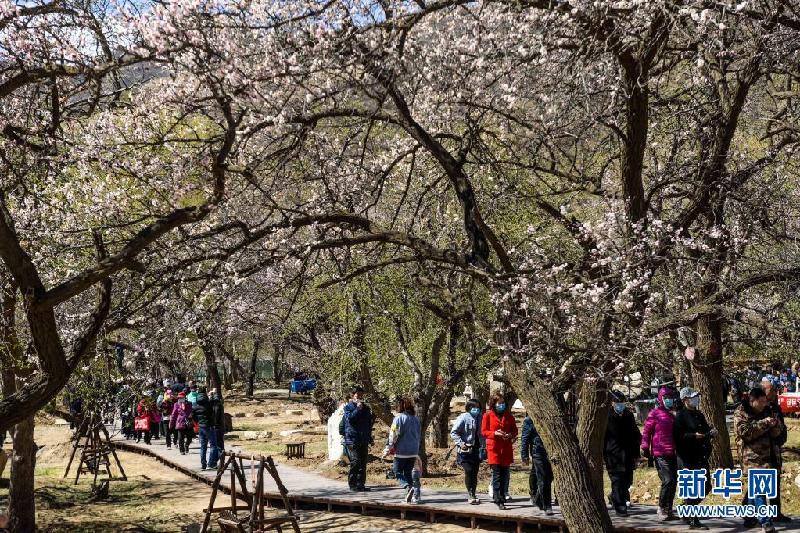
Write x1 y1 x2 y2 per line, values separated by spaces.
169 392 193 455
641 386 680 521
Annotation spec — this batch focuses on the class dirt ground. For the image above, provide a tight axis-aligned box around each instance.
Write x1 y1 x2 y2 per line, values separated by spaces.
224 390 800 516
0 423 494 532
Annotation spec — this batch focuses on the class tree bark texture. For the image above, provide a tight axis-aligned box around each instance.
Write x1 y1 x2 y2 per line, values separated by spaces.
506 360 613 533
692 312 734 468
9 415 36 533
576 377 610 509
247 339 261 398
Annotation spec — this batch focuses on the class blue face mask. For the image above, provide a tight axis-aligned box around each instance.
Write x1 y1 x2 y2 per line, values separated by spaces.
613 403 625 414
470 407 480 417
663 398 674 409
495 403 506 414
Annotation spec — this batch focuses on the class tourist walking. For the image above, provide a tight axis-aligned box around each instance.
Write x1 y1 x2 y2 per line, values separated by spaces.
481 393 518 510
383 397 422 504
760 375 789 522
169 391 193 455
149 397 161 441
135 397 152 445
192 387 218 470
157 389 175 449
521 413 553 515
641 386 679 521
604 391 641 517
343 386 374 492
450 398 484 504
734 387 784 533
209 388 226 457
674 387 715 530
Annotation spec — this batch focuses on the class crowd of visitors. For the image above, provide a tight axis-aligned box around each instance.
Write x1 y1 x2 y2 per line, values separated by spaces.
73 373 793 532
351 380 791 533
120 377 226 471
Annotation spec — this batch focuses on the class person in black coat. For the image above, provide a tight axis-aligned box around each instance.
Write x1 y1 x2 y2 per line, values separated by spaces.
604 391 641 517
191 388 218 470
209 388 226 458
521 414 553 515
343 386 375 491
674 387 716 530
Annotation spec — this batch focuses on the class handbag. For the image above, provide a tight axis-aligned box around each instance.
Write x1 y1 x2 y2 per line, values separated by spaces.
134 416 150 432
193 420 199 434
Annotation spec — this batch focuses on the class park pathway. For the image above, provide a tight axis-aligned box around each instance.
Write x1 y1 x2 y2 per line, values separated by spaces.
110 434 789 532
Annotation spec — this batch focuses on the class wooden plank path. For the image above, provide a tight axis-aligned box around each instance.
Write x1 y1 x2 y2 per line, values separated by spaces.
109 434 789 532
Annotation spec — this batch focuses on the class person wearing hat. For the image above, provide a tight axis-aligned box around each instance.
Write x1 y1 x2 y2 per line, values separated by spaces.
674 387 716 530
759 375 789 522
169 391 193 454
604 391 641 517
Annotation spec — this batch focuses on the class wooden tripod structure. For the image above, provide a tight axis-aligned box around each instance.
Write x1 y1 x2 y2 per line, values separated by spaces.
202 451 300 533
63 411 127 492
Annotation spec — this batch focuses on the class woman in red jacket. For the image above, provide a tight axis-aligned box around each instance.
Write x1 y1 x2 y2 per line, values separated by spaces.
481 393 518 510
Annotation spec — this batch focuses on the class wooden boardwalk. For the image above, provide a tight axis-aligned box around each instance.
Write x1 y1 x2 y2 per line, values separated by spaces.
110 434 790 532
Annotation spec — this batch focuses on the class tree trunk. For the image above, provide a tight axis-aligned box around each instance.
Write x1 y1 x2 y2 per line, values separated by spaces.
351 297 393 426
1 275 36 532
220 343 244 383
429 392 452 448
247 339 261 398
9 415 36 533
222 362 232 391
417 430 428 475
692 313 734 468
506 361 612 533
271 342 284 385
576 377 609 508
468 377 489 408
311 382 337 423
200 339 223 397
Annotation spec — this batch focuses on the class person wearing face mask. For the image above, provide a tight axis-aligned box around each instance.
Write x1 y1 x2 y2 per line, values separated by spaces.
521 413 553 515
383 397 422 504
760 375 789 523
641 386 680 521
481 393 518 510
735 387 784 533
674 387 715 530
604 391 641 517
451 399 485 504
